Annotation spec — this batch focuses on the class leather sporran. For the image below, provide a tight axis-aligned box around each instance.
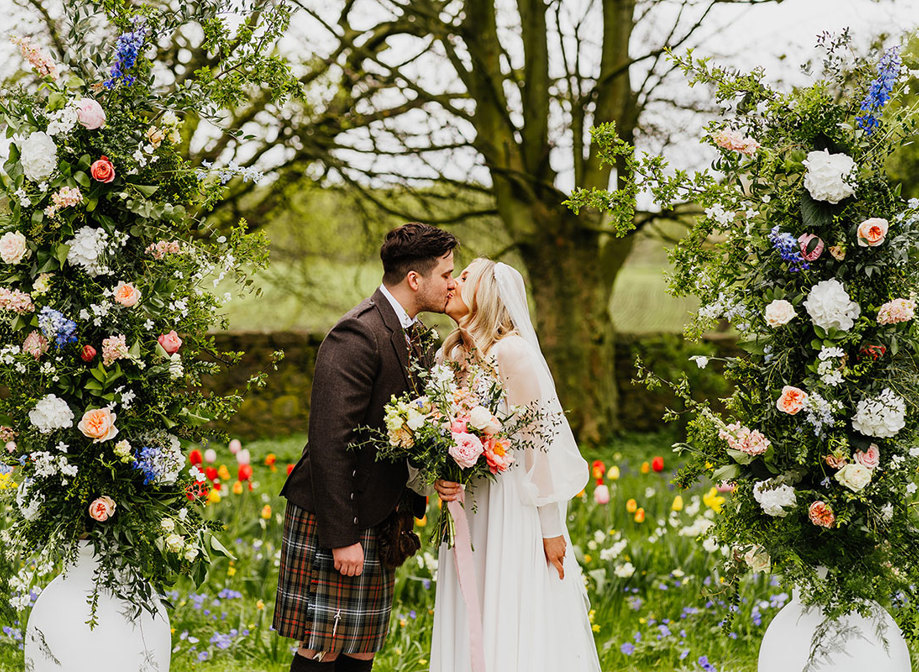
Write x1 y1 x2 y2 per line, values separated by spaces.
377 507 421 570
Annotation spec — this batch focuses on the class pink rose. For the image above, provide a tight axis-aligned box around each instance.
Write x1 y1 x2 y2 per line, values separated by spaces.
824 453 848 470
76 98 106 129
593 484 610 505
808 501 835 528
78 407 118 443
22 330 48 360
857 218 889 247
798 234 825 261
854 443 880 470
88 495 116 522
90 156 115 183
449 416 468 434
449 432 484 469
113 281 141 307
776 385 808 415
158 330 182 354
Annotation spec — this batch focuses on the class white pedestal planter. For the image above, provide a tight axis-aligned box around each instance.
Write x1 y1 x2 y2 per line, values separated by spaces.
24 542 171 672
759 592 911 672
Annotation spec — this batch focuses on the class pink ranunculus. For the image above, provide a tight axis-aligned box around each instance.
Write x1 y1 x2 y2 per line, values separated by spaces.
449 432 484 469
855 443 881 470
113 281 142 307
798 233 825 261
450 416 468 434
76 98 106 129
88 495 116 522
158 330 182 354
22 330 48 360
593 484 611 505
776 385 808 415
808 501 835 529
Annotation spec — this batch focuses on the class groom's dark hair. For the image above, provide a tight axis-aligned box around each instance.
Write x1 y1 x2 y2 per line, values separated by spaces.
380 223 458 285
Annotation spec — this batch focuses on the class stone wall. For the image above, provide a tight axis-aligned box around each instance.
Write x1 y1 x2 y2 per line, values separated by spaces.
203 331 740 440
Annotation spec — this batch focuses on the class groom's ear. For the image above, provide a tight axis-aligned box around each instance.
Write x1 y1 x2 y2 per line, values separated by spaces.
406 270 421 291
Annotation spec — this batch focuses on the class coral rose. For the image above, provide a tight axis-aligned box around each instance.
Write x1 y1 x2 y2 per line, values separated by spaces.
88 495 116 522
776 386 808 415
857 218 889 247
90 156 115 183
113 281 141 307
809 501 835 528
158 330 182 354
78 407 118 443
483 436 514 474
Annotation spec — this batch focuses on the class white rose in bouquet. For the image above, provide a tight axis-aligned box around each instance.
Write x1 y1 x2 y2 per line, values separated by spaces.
852 388 906 438
0 231 30 265
29 394 74 433
742 545 771 572
19 131 58 182
834 463 873 492
764 299 796 327
753 480 797 517
803 149 856 203
803 279 860 331
468 405 501 435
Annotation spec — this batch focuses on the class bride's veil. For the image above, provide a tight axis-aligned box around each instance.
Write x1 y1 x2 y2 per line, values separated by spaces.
492 262 588 506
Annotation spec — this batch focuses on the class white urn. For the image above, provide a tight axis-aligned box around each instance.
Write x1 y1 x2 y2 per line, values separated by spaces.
24 541 171 672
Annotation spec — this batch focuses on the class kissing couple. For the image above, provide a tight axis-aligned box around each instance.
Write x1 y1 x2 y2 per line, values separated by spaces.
274 223 601 672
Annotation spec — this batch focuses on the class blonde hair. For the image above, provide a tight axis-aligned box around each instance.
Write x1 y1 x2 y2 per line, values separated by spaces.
442 258 517 364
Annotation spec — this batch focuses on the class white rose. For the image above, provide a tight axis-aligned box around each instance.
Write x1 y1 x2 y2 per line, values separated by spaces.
743 545 771 573
764 299 796 327
803 150 856 204
160 518 175 532
467 405 501 435
835 463 872 492
753 480 797 517
20 131 58 183
0 232 30 265
803 279 861 332
165 533 184 553
28 394 74 434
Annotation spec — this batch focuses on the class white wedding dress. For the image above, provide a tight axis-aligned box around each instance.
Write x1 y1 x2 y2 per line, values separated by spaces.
429 333 601 672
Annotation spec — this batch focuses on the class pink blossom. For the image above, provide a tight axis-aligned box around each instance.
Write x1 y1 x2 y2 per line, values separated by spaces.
798 233 825 261
102 334 129 367
145 240 182 259
158 330 182 354
593 484 610 505
713 128 760 156
450 416 468 434
483 436 514 474
229 439 242 454
11 36 57 79
877 298 916 326
808 501 835 528
718 422 771 456
76 98 106 129
22 330 48 360
0 427 17 442
0 288 35 314
854 443 880 470
88 495 116 522
449 432 484 469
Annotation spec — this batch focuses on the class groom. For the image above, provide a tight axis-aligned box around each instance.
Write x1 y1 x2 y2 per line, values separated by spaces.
274 222 458 672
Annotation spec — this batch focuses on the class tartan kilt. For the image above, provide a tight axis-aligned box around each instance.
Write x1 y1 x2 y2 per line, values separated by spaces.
273 502 395 654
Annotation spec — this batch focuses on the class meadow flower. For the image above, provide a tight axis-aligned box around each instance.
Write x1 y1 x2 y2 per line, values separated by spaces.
857 47 901 134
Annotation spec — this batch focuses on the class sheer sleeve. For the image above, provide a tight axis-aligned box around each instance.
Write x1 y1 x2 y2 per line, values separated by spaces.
494 336 588 537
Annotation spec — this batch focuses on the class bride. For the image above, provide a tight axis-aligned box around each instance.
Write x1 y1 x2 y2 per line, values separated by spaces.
429 258 601 672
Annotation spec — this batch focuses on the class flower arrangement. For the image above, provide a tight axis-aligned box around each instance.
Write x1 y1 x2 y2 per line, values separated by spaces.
358 360 547 546
0 3 298 618
567 35 919 634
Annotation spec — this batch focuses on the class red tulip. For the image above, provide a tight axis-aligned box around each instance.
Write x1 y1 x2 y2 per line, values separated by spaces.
238 464 253 481
205 466 218 482
81 345 97 362
591 459 606 484
652 456 665 473
186 482 208 500
286 463 295 476
188 449 203 466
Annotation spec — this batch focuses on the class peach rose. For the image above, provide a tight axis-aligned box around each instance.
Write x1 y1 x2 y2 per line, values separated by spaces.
854 443 880 470
158 330 182 354
449 432 484 469
76 98 106 129
808 501 835 528
857 218 889 247
483 436 514 474
113 281 141 307
776 385 808 415
90 156 115 183
88 495 116 522
78 407 118 443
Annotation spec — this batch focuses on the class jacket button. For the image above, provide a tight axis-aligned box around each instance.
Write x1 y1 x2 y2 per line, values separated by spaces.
350 492 355 500
352 469 357 477
353 516 359 525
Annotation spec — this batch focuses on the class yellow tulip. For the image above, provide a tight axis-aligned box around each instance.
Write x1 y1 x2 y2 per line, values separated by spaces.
626 498 638 513
607 466 621 481
218 464 231 480
207 489 222 505
640 461 650 474
232 481 243 495
634 508 646 523
672 495 684 512
261 504 272 520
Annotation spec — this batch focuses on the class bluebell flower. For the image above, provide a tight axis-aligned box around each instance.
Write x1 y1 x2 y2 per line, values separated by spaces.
105 18 146 89
857 47 902 135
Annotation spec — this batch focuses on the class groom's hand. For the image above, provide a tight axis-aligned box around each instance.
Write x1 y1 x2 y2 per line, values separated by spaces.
434 479 462 502
333 543 364 576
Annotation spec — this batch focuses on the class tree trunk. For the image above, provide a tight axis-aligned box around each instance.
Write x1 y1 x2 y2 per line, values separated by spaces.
517 212 636 445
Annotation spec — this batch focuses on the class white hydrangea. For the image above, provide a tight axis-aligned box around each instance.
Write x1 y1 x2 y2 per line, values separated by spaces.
28 394 74 433
803 150 856 203
19 131 58 182
66 226 110 277
803 279 861 332
852 388 907 438
753 480 797 517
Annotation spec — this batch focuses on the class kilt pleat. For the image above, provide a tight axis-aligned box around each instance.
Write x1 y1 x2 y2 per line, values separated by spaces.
273 502 395 654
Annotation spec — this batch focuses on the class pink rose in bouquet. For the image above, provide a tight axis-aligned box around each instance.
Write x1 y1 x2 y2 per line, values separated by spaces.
449 432 484 469
158 330 182 354
854 443 880 470
88 495 116 522
76 98 106 129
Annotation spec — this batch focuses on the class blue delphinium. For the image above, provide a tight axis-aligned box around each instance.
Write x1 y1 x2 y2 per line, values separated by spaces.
132 445 161 485
37 306 78 347
104 18 147 89
768 225 810 272
856 47 902 135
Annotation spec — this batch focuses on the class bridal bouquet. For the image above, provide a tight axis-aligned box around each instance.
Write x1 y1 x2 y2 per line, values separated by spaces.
361 360 540 546
568 35 919 631
0 3 297 618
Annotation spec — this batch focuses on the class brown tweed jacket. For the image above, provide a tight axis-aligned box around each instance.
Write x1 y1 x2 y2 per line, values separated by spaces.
280 288 428 549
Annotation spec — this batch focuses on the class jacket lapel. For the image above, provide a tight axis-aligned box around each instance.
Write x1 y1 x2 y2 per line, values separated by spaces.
371 288 412 389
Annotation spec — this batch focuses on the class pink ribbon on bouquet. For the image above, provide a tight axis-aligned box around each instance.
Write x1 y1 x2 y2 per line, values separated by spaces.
447 492 486 672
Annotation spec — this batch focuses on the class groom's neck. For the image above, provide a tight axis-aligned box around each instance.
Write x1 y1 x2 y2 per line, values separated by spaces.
382 281 419 319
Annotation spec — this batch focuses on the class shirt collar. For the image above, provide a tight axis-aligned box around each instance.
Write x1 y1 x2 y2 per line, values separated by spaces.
378 284 416 329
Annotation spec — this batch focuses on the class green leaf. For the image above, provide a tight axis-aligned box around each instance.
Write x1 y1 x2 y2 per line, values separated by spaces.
726 449 754 465
84 380 104 391
713 464 741 482
74 171 90 188
801 193 833 230
133 184 159 197
208 534 236 560
31 210 43 226
55 243 70 267
77 154 92 170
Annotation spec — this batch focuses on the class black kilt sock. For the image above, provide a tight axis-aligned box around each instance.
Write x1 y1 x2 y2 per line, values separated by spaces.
290 652 336 671
335 655 374 672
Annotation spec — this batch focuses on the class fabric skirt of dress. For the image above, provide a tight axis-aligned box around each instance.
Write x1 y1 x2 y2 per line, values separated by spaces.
429 474 601 672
